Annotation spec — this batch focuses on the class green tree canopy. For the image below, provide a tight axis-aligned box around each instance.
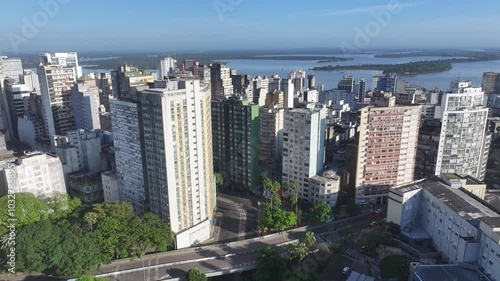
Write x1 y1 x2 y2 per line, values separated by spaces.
186 268 207 281
0 193 48 230
214 172 224 186
254 246 287 281
309 201 331 223
44 192 82 220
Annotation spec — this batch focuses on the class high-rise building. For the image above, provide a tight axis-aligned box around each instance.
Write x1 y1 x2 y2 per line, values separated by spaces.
307 75 316 89
280 78 295 108
159 57 177 79
0 57 23 85
212 98 259 192
40 52 82 78
357 78 366 103
415 120 441 180
265 89 284 107
38 53 82 137
0 152 66 198
434 81 490 180
259 106 284 163
282 104 327 202
356 101 421 205
110 99 146 213
71 75 101 131
210 64 233 100
21 69 40 92
54 129 104 177
376 72 399 93
338 75 354 92
371 73 382 91
482 72 500 95
111 65 156 101
4 79 31 139
231 74 249 96
289 70 306 94
140 79 216 248
95 72 112 112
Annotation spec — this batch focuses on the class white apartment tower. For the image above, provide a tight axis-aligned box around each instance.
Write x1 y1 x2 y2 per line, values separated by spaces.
38 52 82 137
110 99 146 214
159 57 177 79
356 102 421 205
71 76 101 131
435 81 490 180
282 104 326 202
140 79 216 248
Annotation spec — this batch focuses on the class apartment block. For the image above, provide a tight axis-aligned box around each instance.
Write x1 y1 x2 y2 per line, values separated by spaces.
356 102 421 205
141 79 216 248
282 104 326 202
212 98 259 192
435 81 490 181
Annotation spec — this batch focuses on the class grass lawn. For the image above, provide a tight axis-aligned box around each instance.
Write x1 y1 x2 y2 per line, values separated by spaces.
380 255 413 280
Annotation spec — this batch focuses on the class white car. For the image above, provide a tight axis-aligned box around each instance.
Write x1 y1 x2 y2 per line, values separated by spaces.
370 221 377 226
342 267 351 275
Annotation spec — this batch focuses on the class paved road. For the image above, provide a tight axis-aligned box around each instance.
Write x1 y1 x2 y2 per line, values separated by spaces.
1 207 384 281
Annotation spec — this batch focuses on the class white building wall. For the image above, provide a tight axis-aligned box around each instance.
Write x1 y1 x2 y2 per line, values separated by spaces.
101 171 119 202
12 153 66 198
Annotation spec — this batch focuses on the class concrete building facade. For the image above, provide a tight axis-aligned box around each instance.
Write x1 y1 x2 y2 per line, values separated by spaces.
212 99 260 192
282 104 326 202
141 79 216 248
356 103 421 205
435 81 490 181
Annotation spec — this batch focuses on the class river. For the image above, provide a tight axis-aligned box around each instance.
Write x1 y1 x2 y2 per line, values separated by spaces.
82 53 500 91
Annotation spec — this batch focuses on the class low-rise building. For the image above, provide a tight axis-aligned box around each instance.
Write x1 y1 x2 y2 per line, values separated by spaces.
0 152 66 198
101 170 119 202
387 177 500 280
67 170 103 203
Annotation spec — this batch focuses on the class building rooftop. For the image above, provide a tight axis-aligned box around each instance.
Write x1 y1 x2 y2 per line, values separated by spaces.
393 178 498 221
481 217 500 228
346 271 375 281
412 263 480 281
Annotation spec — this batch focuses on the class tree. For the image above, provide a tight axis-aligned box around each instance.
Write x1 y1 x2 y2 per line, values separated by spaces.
263 177 281 209
289 180 299 227
309 201 331 223
260 203 274 230
76 276 108 281
303 231 316 251
386 222 400 236
287 242 309 262
272 208 296 231
186 268 207 281
0 193 48 230
83 212 98 231
44 192 81 220
214 172 224 186
254 246 287 281
91 201 134 221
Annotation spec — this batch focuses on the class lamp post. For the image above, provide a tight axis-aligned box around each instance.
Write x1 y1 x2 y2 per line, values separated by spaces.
257 201 261 237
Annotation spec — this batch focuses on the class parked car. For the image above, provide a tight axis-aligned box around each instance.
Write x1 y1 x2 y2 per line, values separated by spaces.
370 221 377 226
342 267 351 275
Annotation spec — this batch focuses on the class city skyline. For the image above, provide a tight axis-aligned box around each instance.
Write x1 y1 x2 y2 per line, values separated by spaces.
1 1 500 53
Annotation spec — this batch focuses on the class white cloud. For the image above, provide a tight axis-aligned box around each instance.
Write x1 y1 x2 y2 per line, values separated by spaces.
318 1 421 16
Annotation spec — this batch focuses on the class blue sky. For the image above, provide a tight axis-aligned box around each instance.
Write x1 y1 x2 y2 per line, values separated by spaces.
1 0 500 53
